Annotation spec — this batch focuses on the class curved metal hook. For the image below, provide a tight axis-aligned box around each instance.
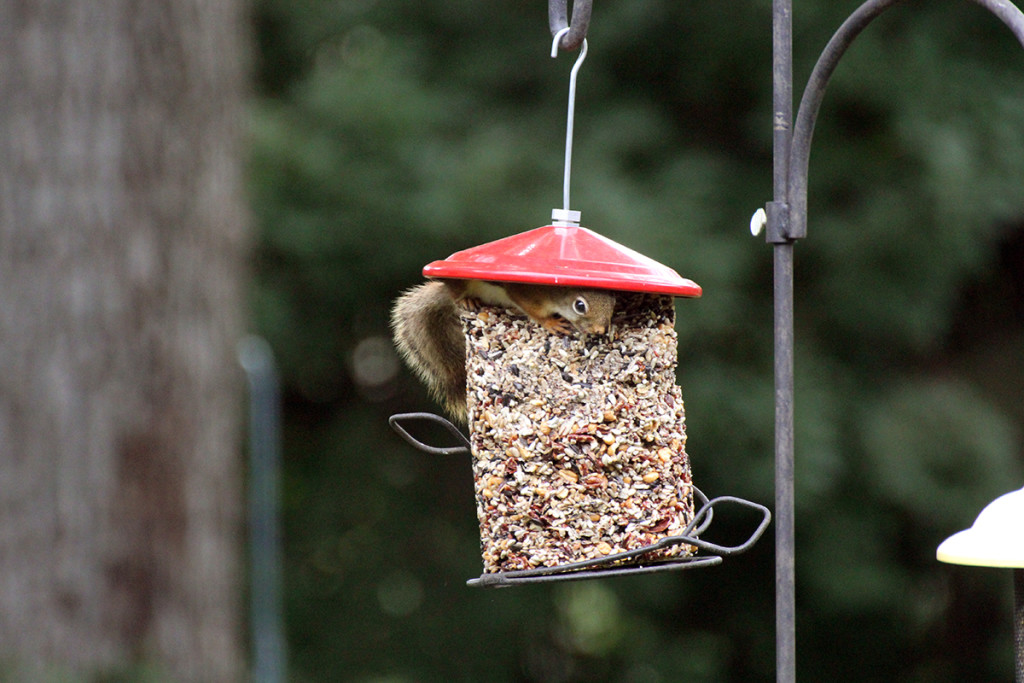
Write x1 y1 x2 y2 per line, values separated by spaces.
549 0 592 52
551 28 589 214
785 0 1024 241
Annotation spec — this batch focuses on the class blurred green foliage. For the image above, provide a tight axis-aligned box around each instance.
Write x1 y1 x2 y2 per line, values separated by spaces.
249 0 1024 680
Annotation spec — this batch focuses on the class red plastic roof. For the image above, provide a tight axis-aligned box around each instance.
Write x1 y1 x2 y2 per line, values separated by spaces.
422 225 702 297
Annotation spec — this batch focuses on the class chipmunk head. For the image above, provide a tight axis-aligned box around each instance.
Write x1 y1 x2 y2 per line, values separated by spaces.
564 290 615 335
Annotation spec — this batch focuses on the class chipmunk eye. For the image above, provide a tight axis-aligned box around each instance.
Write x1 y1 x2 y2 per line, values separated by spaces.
573 297 588 315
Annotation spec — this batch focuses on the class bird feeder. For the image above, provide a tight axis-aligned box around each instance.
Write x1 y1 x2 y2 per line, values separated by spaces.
937 487 1024 681
389 19 768 586
391 217 770 586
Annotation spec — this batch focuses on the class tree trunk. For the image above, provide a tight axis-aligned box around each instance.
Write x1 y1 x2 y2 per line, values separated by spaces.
0 1 249 679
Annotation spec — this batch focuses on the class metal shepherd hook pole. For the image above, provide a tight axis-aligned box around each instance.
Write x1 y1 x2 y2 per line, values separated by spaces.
769 0 796 680
1016 568 1024 682
767 0 1024 681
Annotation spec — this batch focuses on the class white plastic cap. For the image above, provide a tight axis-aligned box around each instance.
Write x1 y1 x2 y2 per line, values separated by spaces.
936 486 1024 568
551 208 581 227
750 207 767 236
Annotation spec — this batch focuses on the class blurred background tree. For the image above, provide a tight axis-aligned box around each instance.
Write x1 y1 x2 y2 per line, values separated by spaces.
250 0 1024 680
0 0 249 679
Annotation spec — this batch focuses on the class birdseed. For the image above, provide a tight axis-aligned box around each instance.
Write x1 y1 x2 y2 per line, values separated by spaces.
463 292 696 573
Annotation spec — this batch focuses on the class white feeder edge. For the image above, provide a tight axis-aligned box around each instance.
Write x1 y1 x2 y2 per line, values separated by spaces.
936 486 1024 569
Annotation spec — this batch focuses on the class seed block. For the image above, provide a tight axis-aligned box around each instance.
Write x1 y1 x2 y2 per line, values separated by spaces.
464 292 696 573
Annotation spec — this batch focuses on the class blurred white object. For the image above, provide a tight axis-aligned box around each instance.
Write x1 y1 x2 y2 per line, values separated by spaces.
937 487 1024 568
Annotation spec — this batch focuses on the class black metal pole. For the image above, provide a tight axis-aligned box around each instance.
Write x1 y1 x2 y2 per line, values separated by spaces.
1015 568 1023 683
239 337 287 683
771 0 796 680
773 245 796 683
772 2 1024 679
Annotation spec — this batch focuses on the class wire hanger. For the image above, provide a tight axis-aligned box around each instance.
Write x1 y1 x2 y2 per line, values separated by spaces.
550 27 588 226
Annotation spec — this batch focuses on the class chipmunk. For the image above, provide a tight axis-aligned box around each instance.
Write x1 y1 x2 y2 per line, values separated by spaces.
390 279 615 422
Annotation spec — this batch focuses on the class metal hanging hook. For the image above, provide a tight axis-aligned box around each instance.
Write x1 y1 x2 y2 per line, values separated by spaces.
549 0 592 52
551 27 588 224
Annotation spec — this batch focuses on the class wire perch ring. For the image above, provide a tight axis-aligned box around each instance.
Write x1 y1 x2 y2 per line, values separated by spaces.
389 412 771 588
